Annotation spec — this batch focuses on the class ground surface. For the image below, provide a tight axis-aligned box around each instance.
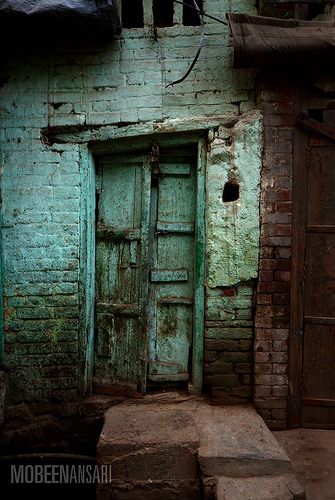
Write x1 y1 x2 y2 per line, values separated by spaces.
273 429 335 500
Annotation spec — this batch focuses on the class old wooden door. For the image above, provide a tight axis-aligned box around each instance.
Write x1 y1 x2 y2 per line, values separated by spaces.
94 148 198 392
291 98 335 428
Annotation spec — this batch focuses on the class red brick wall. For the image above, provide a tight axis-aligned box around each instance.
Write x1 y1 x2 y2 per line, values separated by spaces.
254 74 295 430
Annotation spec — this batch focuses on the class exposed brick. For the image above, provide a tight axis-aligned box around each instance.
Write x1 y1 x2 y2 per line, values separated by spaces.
255 374 288 386
256 398 287 409
262 101 294 116
272 385 289 397
272 352 288 363
263 224 292 237
274 247 291 259
260 247 274 258
255 352 273 363
271 409 287 420
204 351 218 363
255 341 272 352
274 271 291 282
272 364 288 375
254 363 272 374
235 363 252 374
205 374 240 387
258 271 274 282
276 201 292 213
255 317 273 328
239 340 253 351
204 340 239 352
273 341 288 352
261 259 291 271
256 294 272 305
273 317 290 329
258 281 290 293
254 385 272 397
256 408 271 420
204 361 233 375
273 293 290 306
263 189 292 202
220 352 252 363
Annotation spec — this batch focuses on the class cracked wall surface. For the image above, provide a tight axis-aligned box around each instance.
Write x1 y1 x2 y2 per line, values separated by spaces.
0 0 259 409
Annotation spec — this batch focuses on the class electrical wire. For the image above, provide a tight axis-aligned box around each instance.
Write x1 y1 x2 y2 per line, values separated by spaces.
166 0 206 87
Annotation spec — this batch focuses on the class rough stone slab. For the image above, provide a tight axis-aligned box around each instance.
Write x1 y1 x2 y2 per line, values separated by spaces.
97 403 200 481
197 404 292 477
216 474 306 500
97 480 201 500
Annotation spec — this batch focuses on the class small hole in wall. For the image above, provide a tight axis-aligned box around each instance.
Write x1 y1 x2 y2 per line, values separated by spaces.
222 181 240 202
122 0 144 28
153 0 174 27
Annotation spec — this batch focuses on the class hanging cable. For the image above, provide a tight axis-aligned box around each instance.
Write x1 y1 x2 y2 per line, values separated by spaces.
166 0 205 88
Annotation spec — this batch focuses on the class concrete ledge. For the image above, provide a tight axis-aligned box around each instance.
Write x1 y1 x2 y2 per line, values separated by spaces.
197 405 292 477
97 479 202 500
216 473 306 500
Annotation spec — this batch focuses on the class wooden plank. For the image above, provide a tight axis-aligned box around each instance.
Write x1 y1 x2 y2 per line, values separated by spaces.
151 156 195 378
308 97 335 110
307 225 335 234
138 161 152 392
302 406 335 429
307 148 335 226
148 361 180 375
150 269 188 282
129 240 138 265
305 317 335 326
94 159 147 391
191 139 206 395
288 82 308 428
78 146 96 394
304 233 335 318
96 227 141 241
303 325 335 403
297 116 335 143
159 296 193 305
96 303 140 316
303 398 335 408
156 221 194 233
148 373 189 382
159 163 191 175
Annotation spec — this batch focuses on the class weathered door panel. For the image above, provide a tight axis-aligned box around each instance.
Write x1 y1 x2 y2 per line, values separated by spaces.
94 149 200 390
148 161 195 381
94 159 150 390
301 143 335 427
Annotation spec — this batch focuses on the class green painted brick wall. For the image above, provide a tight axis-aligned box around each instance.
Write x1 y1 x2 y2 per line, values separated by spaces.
0 0 260 404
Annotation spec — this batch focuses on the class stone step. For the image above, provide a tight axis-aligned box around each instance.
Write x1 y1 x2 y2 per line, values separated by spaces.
215 474 306 500
196 404 292 477
96 394 299 499
97 401 201 499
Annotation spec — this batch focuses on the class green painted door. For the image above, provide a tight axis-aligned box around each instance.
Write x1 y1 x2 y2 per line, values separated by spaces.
148 160 195 382
94 149 197 391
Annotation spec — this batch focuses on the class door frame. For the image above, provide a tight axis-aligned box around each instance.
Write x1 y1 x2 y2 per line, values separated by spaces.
80 132 206 395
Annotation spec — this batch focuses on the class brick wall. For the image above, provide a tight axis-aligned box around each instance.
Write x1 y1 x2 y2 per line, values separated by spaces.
204 284 255 403
0 0 259 407
254 73 294 429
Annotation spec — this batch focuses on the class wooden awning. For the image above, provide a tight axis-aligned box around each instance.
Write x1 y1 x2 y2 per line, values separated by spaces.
227 13 335 68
